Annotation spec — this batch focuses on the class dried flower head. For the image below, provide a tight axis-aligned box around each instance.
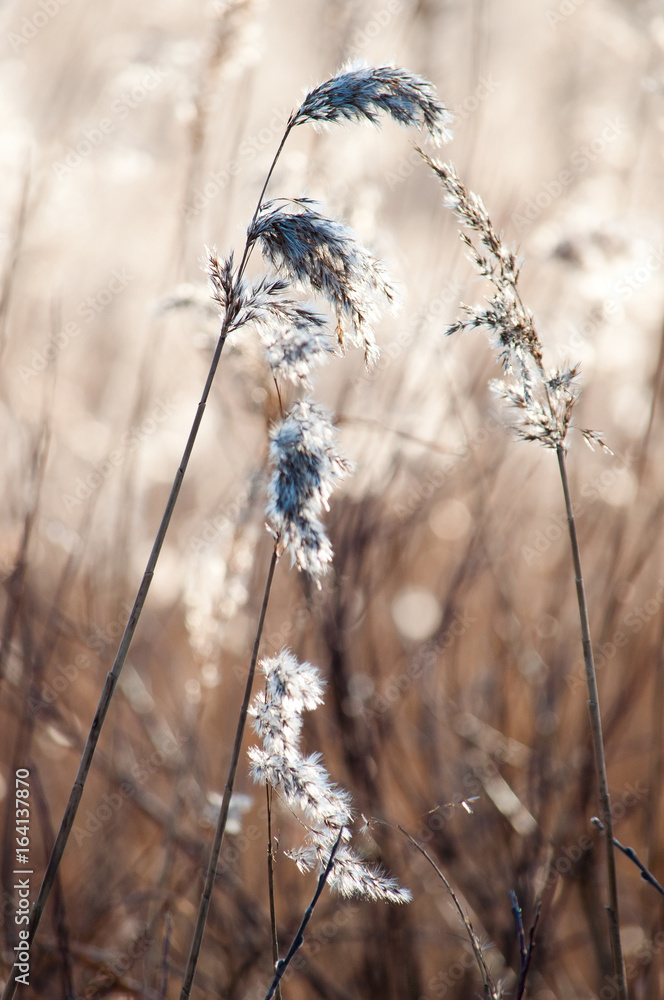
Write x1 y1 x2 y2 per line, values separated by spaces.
292 62 452 147
249 649 411 904
266 399 351 581
422 153 605 450
205 250 334 385
248 198 396 367
245 273 333 385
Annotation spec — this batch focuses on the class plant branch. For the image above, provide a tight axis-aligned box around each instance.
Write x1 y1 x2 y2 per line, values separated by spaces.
557 444 627 1000
592 818 664 899
510 890 541 1000
0 114 300 1000
180 545 279 1000
0 317 233 1000
237 117 295 282
266 786 282 1000
398 826 498 999
262 828 343 1000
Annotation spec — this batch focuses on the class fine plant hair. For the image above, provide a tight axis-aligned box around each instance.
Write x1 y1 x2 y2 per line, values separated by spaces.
0 64 451 1000
180 66 449 998
263 828 344 1000
421 151 628 1000
249 649 411 903
398 825 501 1000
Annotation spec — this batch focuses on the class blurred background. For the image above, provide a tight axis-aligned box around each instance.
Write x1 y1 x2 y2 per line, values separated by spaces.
1 0 664 996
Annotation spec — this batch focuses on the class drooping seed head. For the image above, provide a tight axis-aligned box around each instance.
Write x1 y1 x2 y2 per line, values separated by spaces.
293 62 453 148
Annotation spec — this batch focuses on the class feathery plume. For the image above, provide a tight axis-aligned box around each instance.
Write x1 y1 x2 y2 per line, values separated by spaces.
292 62 453 147
266 400 351 581
248 198 396 366
249 650 411 904
422 153 606 450
205 250 334 384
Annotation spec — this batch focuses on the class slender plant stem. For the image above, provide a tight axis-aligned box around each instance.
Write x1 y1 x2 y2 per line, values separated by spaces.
398 826 496 999
510 890 541 1000
263 828 343 1000
266 785 282 1000
556 444 627 1000
0 116 299 1000
592 818 664 899
180 546 279 1000
237 117 294 283
0 321 231 1000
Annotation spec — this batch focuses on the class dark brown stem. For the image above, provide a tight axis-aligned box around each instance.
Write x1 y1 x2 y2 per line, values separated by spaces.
266 786 282 1000
263 829 343 1000
0 315 232 1000
0 114 300 1000
593 818 664 899
398 825 497 999
556 444 627 999
179 546 279 1000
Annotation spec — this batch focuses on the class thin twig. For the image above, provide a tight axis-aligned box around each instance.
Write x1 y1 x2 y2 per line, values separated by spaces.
398 825 497 999
159 911 173 1000
266 785 282 1000
263 828 343 1000
592 818 664 899
510 890 541 1000
0 115 298 1000
32 764 75 1000
180 546 279 999
557 445 627 999
237 116 295 283
0 316 233 1000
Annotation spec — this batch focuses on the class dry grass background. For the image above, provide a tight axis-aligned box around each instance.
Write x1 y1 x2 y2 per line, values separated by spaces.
1 0 664 997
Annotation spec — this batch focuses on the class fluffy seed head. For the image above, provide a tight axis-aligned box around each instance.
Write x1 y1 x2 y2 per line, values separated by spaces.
266 399 351 580
293 62 452 147
423 152 605 450
248 198 396 367
248 649 411 904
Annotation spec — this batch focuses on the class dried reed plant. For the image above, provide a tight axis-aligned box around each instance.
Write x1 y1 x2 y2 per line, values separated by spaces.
421 151 628 1000
0 63 452 1000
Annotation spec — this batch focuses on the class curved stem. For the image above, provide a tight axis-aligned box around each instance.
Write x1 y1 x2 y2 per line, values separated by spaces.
266 786 282 1000
557 445 626 1000
180 546 279 1000
398 826 496 999
0 321 230 1000
263 828 343 1000
237 116 295 282
1 112 299 1000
